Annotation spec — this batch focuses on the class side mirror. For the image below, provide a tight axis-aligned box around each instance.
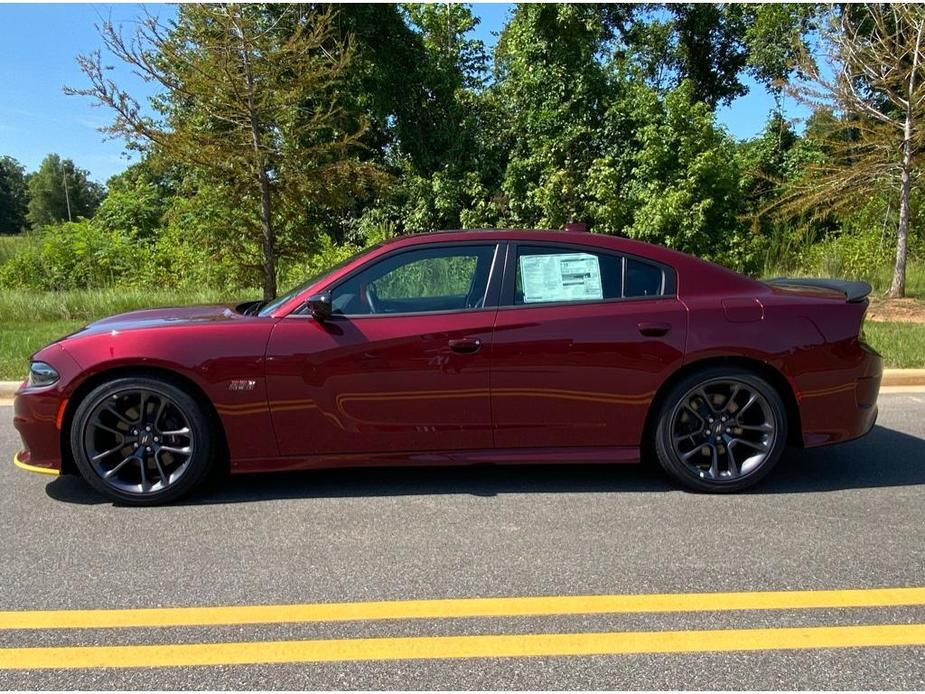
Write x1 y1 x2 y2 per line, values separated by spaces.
305 292 332 322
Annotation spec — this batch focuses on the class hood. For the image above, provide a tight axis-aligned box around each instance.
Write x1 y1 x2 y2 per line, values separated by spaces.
69 304 243 338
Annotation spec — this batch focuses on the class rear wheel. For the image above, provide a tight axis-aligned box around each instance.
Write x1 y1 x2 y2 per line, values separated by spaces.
70 376 214 505
652 367 788 492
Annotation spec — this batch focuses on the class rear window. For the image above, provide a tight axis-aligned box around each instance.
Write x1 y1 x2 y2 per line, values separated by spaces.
514 246 623 305
512 245 670 305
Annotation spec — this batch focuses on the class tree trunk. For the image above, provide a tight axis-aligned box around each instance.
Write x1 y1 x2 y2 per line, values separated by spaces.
258 170 276 301
889 13 923 299
237 18 277 300
889 115 913 299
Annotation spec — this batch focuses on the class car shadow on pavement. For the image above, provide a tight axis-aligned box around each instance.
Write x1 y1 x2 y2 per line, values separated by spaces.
44 424 925 506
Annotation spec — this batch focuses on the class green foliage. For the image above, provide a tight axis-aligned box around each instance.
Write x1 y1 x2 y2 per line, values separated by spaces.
26 154 104 228
277 234 365 292
3 2 922 305
0 220 137 290
863 321 925 368
492 4 610 229
735 4 817 90
615 81 747 267
71 4 382 299
94 163 171 239
666 4 749 108
0 320 85 379
0 234 28 265
0 156 28 234
373 254 476 299
620 4 814 107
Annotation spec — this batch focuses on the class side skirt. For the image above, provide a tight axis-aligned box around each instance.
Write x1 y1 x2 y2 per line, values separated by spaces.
230 446 640 474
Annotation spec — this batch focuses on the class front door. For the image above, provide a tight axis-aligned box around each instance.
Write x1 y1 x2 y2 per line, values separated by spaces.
266 243 500 457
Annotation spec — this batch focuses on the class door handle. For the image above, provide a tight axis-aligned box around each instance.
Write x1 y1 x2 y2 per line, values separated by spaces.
448 338 481 354
637 321 671 337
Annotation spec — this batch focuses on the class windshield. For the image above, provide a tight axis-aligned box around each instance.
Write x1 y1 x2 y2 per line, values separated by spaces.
257 245 379 317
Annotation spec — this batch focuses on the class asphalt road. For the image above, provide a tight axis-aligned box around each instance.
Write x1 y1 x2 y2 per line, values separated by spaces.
1 392 923 689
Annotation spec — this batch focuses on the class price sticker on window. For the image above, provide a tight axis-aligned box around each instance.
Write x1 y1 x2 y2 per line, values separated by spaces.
519 253 603 303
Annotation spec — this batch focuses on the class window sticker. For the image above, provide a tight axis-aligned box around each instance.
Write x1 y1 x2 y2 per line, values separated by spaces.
519 252 603 303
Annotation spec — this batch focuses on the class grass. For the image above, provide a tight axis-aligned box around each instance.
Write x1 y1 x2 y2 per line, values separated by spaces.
0 234 29 266
863 321 925 369
0 320 84 381
860 262 925 297
0 288 254 379
0 287 248 323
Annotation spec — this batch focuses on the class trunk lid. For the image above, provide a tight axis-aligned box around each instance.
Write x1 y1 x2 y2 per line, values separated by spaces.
764 278 872 303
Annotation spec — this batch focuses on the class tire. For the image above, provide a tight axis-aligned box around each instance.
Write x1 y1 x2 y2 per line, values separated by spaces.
652 366 788 493
70 376 215 505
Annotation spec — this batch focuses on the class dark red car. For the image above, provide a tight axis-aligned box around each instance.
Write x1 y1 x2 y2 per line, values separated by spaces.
13 230 881 504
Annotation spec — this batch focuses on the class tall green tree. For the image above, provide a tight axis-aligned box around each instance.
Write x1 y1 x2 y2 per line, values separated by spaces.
26 154 103 229
620 4 815 107
493 3 612 228
771 4 925 297
70 4 379 299
94 160 176 239
0 156 28 234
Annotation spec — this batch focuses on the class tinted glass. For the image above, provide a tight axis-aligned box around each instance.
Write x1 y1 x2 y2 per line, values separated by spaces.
258 245 378 317
514 246 622 305
332 245 496 315
624 258 665 297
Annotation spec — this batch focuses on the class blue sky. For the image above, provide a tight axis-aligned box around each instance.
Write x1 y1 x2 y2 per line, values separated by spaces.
0 3 803 183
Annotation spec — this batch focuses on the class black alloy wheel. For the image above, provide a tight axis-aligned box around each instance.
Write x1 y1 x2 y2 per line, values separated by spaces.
71 376 215 505
653 367 788 492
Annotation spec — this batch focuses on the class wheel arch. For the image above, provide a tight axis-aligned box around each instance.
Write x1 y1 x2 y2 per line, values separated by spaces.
642 355 803 458
59 365 229 475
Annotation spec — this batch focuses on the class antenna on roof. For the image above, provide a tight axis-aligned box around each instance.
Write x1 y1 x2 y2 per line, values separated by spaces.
564 222 588 233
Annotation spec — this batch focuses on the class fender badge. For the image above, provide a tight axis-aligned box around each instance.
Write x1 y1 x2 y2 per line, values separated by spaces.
228 379 256 392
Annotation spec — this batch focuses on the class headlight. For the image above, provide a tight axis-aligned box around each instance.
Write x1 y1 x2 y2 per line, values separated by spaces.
27 361 60 388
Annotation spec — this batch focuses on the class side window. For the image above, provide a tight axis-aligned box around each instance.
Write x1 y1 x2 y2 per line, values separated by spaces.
514 246 622 305
624 258 665 297
331 245 496 316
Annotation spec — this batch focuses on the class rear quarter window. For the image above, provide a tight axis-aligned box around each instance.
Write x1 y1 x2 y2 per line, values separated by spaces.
624 258 666 297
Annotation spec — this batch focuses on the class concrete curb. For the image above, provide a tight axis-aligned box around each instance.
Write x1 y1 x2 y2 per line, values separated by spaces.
2 369 925 401
881 369 925 387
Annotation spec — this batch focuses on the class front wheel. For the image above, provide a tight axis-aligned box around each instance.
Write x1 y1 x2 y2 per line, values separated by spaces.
70 376 214 505
652 367 788 492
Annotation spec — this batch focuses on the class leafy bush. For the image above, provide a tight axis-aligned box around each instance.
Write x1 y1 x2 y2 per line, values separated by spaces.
0 221 140 290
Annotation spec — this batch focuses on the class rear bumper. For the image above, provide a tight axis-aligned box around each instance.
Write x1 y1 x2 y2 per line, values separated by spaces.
797 342 882 448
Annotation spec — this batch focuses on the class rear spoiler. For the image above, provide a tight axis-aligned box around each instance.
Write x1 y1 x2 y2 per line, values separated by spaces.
765 278 872 303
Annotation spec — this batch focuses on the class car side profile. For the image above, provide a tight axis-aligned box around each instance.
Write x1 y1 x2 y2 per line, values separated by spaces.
12 230 882 504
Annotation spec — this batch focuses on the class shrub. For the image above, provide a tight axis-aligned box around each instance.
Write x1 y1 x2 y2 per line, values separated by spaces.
0 220 141 290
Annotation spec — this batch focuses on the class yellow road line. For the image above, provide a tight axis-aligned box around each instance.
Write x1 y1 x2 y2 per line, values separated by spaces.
2 624 923 670
2 587 923 631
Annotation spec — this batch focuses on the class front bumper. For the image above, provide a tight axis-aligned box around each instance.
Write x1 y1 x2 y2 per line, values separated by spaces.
11 343 83 475
13 449 59 476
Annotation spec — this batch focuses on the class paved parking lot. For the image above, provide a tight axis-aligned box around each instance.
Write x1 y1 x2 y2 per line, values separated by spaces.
1 392 923 689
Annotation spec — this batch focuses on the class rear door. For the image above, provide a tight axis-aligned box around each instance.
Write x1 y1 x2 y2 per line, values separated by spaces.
490 242 687 450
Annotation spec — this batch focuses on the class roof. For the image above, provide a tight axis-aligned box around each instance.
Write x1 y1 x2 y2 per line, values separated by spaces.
378 229 695 267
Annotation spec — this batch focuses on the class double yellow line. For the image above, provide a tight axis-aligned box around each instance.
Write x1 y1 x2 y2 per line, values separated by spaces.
1 587 923 670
